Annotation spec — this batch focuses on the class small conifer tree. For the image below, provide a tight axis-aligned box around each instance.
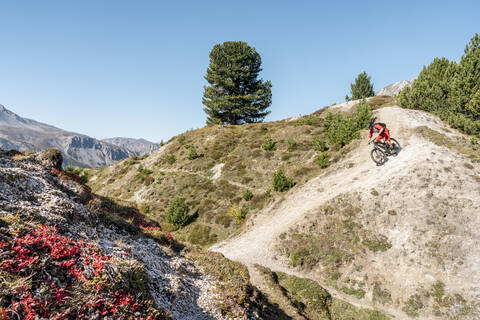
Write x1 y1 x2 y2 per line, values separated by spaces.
346 71 375 101
166 196 189 227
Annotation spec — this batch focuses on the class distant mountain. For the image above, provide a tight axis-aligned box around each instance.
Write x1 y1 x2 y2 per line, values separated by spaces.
375 80 413 96
102 137 160 156
0 104 155 168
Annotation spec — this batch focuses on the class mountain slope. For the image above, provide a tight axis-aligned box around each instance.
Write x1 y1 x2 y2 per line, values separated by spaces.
88 97 396 247
102 137 161 156
88 97 479 318
0 149 289 319
0 104 157 168
212 105 480 319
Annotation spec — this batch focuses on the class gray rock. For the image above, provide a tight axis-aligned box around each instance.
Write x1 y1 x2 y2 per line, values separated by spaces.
375 80 413 96
35 148 63 171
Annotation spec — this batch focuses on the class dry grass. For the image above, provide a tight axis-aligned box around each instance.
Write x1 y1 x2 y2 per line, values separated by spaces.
88 107 348 246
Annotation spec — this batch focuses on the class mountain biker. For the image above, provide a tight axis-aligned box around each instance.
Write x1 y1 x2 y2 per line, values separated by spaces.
366 120 393 149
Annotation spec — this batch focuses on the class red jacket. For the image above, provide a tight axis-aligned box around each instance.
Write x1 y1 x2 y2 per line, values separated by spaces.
369 123 386 139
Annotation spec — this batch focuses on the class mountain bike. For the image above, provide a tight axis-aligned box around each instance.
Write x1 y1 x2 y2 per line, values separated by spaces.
369 138 401 165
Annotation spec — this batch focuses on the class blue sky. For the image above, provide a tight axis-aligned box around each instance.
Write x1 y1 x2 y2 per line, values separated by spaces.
0 1 478 142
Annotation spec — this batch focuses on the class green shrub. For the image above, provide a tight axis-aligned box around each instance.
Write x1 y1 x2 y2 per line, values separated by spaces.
65 164 90 183
242 189 253 201
316 151 330 168
166 196 190 227
287 137 297 150
273 168 293 192
264 188 272 198
177 135 186 145
187 224 217 245
354 100 373 130
136 166 154 184
262 135 276 151
312 136 328 151
228 204 246 224
295 115 318 126
167 154 176 164
323 111 359 147
186 145 199 160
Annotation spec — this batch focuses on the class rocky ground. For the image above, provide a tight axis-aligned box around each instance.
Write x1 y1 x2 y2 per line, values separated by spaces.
212 105 480 319
0 149 266 319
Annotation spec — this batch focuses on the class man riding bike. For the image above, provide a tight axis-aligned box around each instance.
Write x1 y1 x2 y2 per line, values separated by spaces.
366 119 393 149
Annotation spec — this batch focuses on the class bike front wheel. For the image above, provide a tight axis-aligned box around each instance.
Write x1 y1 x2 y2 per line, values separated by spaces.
371 148 386 165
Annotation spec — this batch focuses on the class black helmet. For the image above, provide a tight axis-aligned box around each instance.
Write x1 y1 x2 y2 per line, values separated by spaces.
366 117 376 129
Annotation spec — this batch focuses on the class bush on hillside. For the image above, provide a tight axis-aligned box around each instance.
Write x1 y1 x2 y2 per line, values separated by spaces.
354 100 374 129
228 204 246 224
136 165 154 185
346 71 375 101
316 151 330 168
65 164 89 183
273 168 294 192
177 135 186 145
243 189 253 201
167 154 176 164
323 112 358 147
312 136 328 152
166 196 190 227
295 115 319 126
262 135 276 151
323 102 373 147
398 33 480 136
287 137 297 150
186 145 200 160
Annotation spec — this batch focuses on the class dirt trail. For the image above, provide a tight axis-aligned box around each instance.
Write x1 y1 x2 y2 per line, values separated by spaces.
211 106 480 319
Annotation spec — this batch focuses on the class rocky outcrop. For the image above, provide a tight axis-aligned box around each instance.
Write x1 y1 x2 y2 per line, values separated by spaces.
375 80 413 96
0 150 242 319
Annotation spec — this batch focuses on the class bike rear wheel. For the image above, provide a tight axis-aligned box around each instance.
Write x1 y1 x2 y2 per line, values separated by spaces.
390 138 401 155
370 148 386 165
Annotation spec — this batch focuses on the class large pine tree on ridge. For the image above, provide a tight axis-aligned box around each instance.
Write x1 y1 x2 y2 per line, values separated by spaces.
202 41 272 125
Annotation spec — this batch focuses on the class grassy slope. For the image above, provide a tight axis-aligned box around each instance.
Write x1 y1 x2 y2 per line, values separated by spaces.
255 265 391 320
88 96 395 247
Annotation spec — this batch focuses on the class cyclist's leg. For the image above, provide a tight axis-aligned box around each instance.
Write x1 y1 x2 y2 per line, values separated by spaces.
384 128 392 147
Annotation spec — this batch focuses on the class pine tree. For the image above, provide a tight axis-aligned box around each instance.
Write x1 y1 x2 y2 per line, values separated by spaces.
202 41 272 125
346 71 375 101
450 33 480 120
397 34 480 136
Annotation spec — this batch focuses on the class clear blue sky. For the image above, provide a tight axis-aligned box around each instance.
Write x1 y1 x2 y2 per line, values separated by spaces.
0 1 478 142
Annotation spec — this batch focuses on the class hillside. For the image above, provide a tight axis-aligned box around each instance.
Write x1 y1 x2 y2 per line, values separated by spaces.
0 149 289 319
0 148 394 319
88 96 396 246
0 104 159 168
212 104 480 319
89 97 480 319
